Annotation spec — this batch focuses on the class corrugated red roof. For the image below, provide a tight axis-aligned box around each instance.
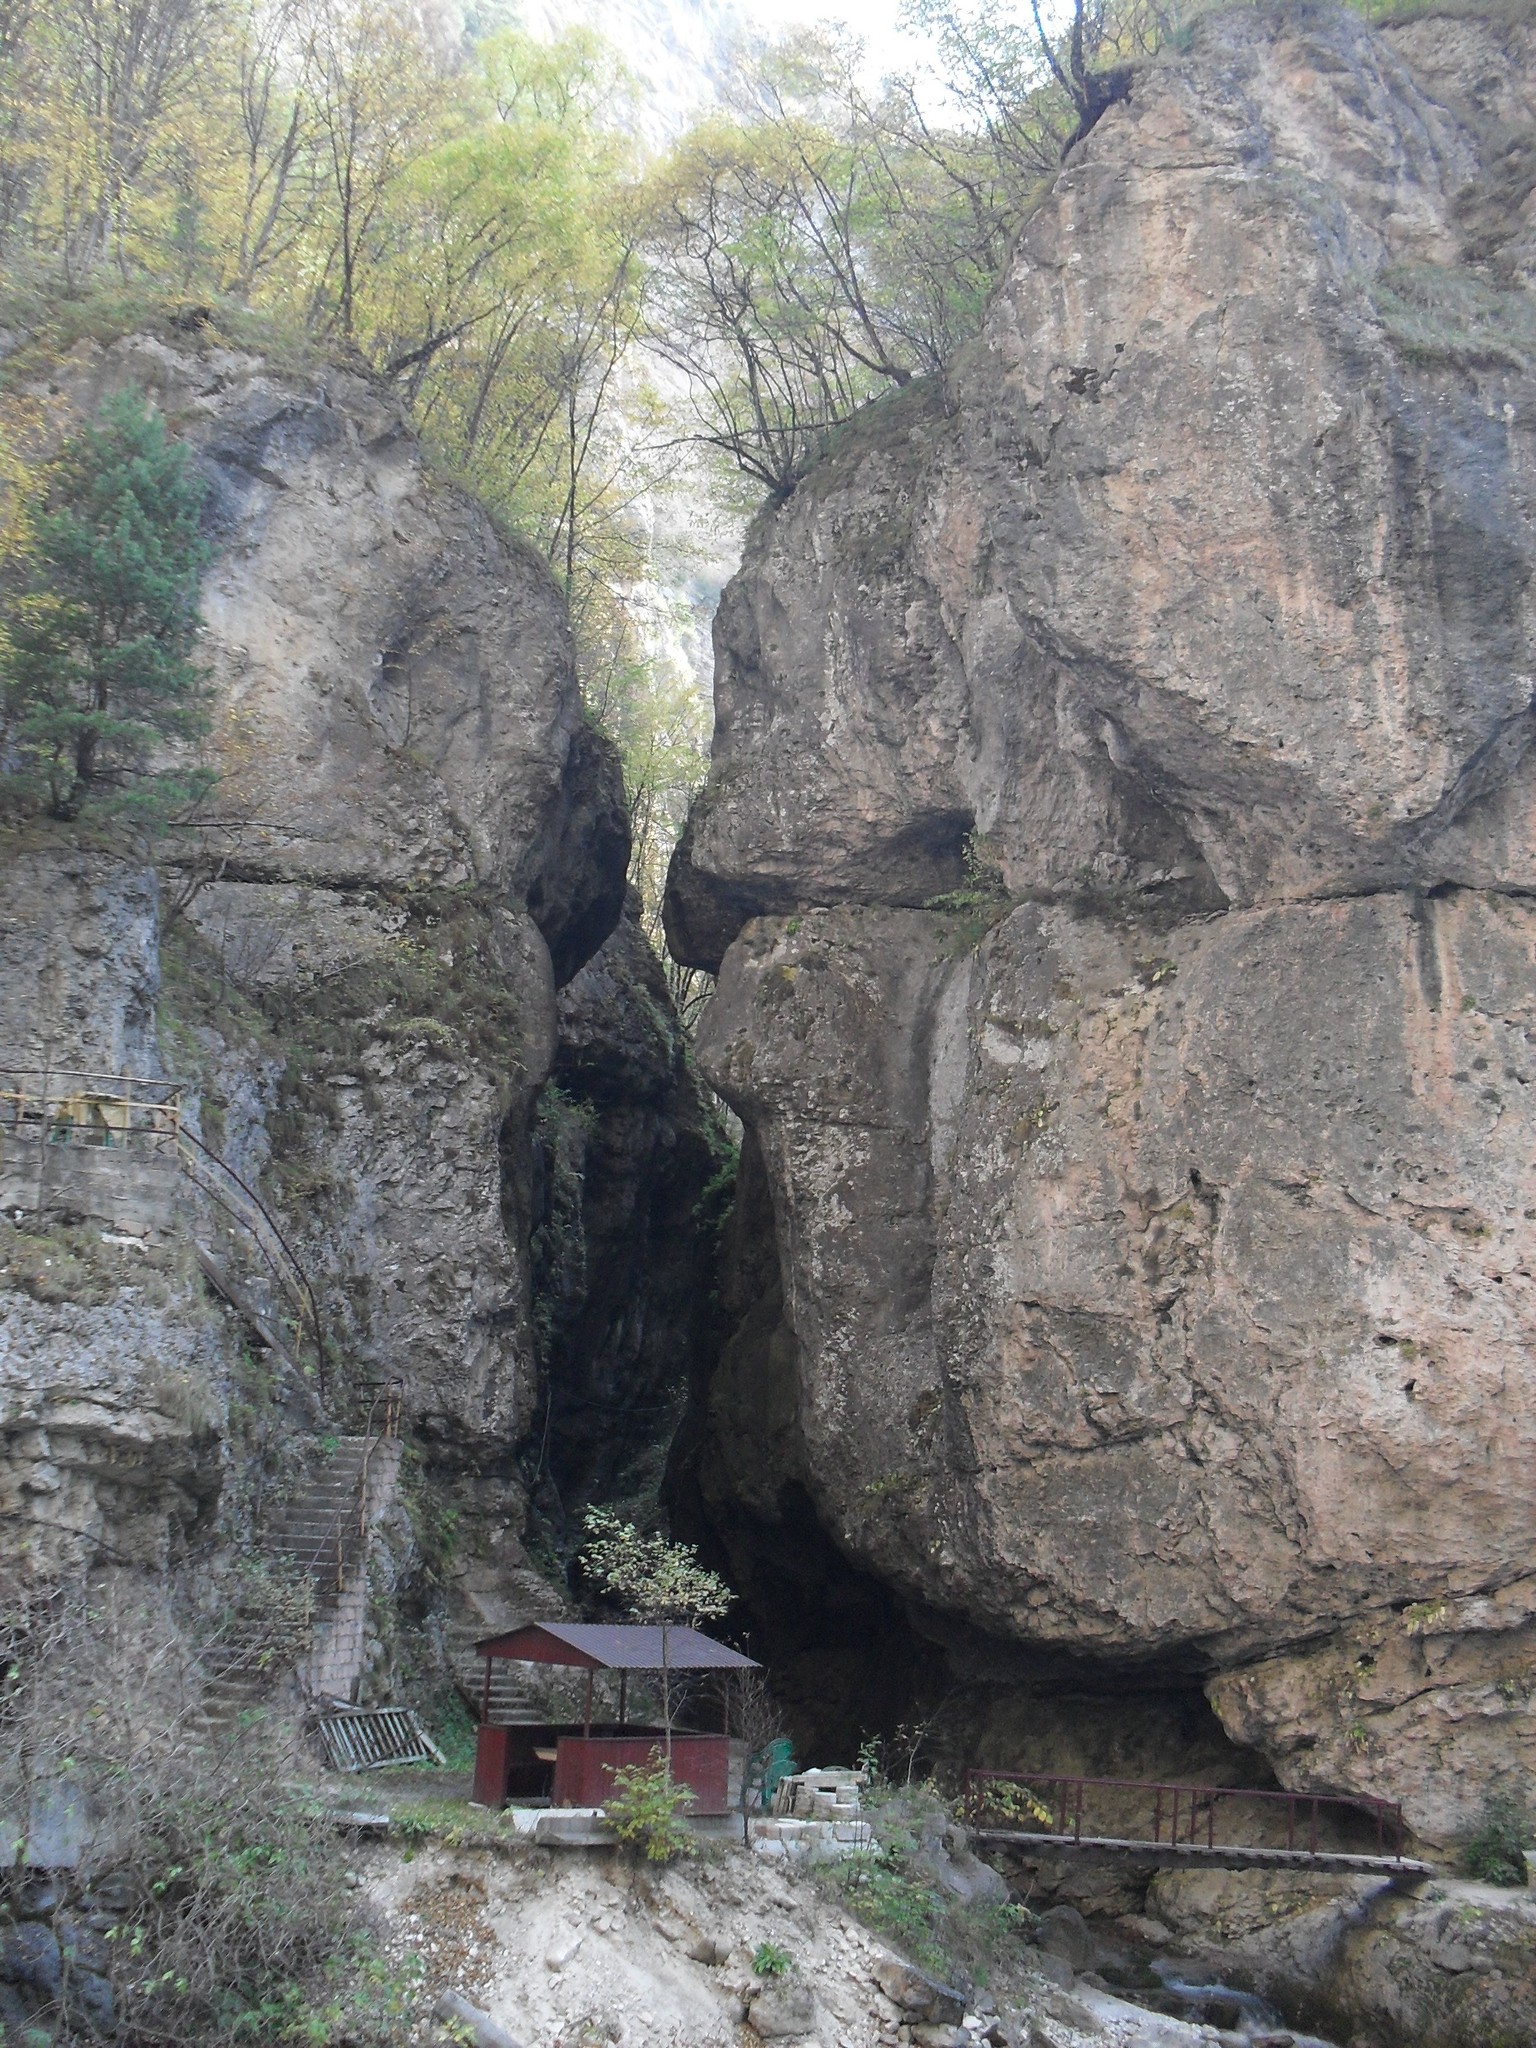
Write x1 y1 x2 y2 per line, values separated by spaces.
471 1621 757 1671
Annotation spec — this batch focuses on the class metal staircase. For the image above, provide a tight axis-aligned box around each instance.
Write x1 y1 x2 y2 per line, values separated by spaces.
269 1436 378 1601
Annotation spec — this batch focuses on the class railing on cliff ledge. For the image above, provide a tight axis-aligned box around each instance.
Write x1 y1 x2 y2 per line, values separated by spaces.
0 1063 329 1399
964 1768 1429 1877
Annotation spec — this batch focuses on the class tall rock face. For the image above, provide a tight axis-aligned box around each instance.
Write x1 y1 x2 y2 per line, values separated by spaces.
0 325 629 1627
666 3 1536 1842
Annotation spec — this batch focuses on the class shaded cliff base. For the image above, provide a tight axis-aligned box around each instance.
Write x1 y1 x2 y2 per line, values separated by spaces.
676 1467 1269 1802
665 1469 1536 2044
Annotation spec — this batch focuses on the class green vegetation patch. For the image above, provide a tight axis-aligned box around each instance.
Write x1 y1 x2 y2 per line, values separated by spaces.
602 1756 698 1863
3 1585 420 2044
1461 1791 1533 1887
0 387 215 832
0 1213 189 1308
0 275 324 390
1374 263 1536 373
825 1781 1036 1993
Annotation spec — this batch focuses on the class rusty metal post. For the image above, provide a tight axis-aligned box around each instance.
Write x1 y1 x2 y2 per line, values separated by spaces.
1154 1788 1163 1843
1074 1781 1083 1844
35 1057 49 1212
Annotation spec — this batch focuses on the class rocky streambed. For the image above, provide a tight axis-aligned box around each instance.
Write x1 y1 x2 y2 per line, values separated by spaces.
984 1868 1536 2048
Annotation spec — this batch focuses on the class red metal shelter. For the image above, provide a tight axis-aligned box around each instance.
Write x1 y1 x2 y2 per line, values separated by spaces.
469 1621 757 1815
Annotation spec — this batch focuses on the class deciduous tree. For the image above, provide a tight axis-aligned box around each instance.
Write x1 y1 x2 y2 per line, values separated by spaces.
581 1507 732 1766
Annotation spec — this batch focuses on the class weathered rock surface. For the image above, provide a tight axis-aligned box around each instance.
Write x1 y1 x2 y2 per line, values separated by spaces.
1319 1874 1536 2048
0 1281 225 1587
1144 1867 1384 2022
1 327 631 1635
667 3 1536 1839
140 327 624 1453
0 851 161 1076
1147 1866 1536 2048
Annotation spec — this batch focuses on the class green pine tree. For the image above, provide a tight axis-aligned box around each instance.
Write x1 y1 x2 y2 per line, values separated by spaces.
1 388 213 824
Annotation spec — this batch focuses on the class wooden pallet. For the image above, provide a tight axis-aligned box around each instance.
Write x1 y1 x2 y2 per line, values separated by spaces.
315 1705 445 1772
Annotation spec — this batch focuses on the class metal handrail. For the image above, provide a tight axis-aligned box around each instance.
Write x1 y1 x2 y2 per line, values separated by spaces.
963 1767 1407 1860
0 1065 180 1089
289 1380 405 1599
173 1122 329 1397
1 1063 329 1400
0 1065 184 1106
0 1069 183 1151
354 1377 404 1550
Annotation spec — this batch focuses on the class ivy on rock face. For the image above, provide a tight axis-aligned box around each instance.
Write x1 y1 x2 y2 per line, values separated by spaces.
0 387 213 825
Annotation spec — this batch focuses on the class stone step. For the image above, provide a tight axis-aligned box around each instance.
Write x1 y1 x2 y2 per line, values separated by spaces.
447 1635 537 1723
272 1502 367 1529
195 1434 403 1719
273 1530 366 1552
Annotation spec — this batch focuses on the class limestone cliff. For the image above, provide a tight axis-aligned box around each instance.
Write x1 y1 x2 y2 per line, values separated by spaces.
0 324 633 1665
666 2 1536 1842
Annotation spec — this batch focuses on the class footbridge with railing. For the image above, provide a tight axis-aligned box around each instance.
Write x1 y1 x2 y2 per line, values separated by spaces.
0 1063 329 1397
964 1769 1432 1879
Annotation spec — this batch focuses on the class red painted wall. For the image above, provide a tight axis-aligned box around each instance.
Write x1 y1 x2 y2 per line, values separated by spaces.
554 1735 731 1815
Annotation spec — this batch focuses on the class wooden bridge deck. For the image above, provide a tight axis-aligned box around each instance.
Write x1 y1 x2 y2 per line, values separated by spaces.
971 1827 1431 1878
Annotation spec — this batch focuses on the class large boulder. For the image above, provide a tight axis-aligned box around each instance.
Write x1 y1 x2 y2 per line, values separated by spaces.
667 2 1536 1841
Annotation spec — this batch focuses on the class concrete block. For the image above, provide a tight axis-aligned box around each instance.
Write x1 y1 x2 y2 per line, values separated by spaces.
433 1990 527 2048
533 1811 616 1847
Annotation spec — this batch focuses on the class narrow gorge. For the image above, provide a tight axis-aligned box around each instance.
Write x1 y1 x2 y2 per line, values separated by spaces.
3 3 1536 2045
